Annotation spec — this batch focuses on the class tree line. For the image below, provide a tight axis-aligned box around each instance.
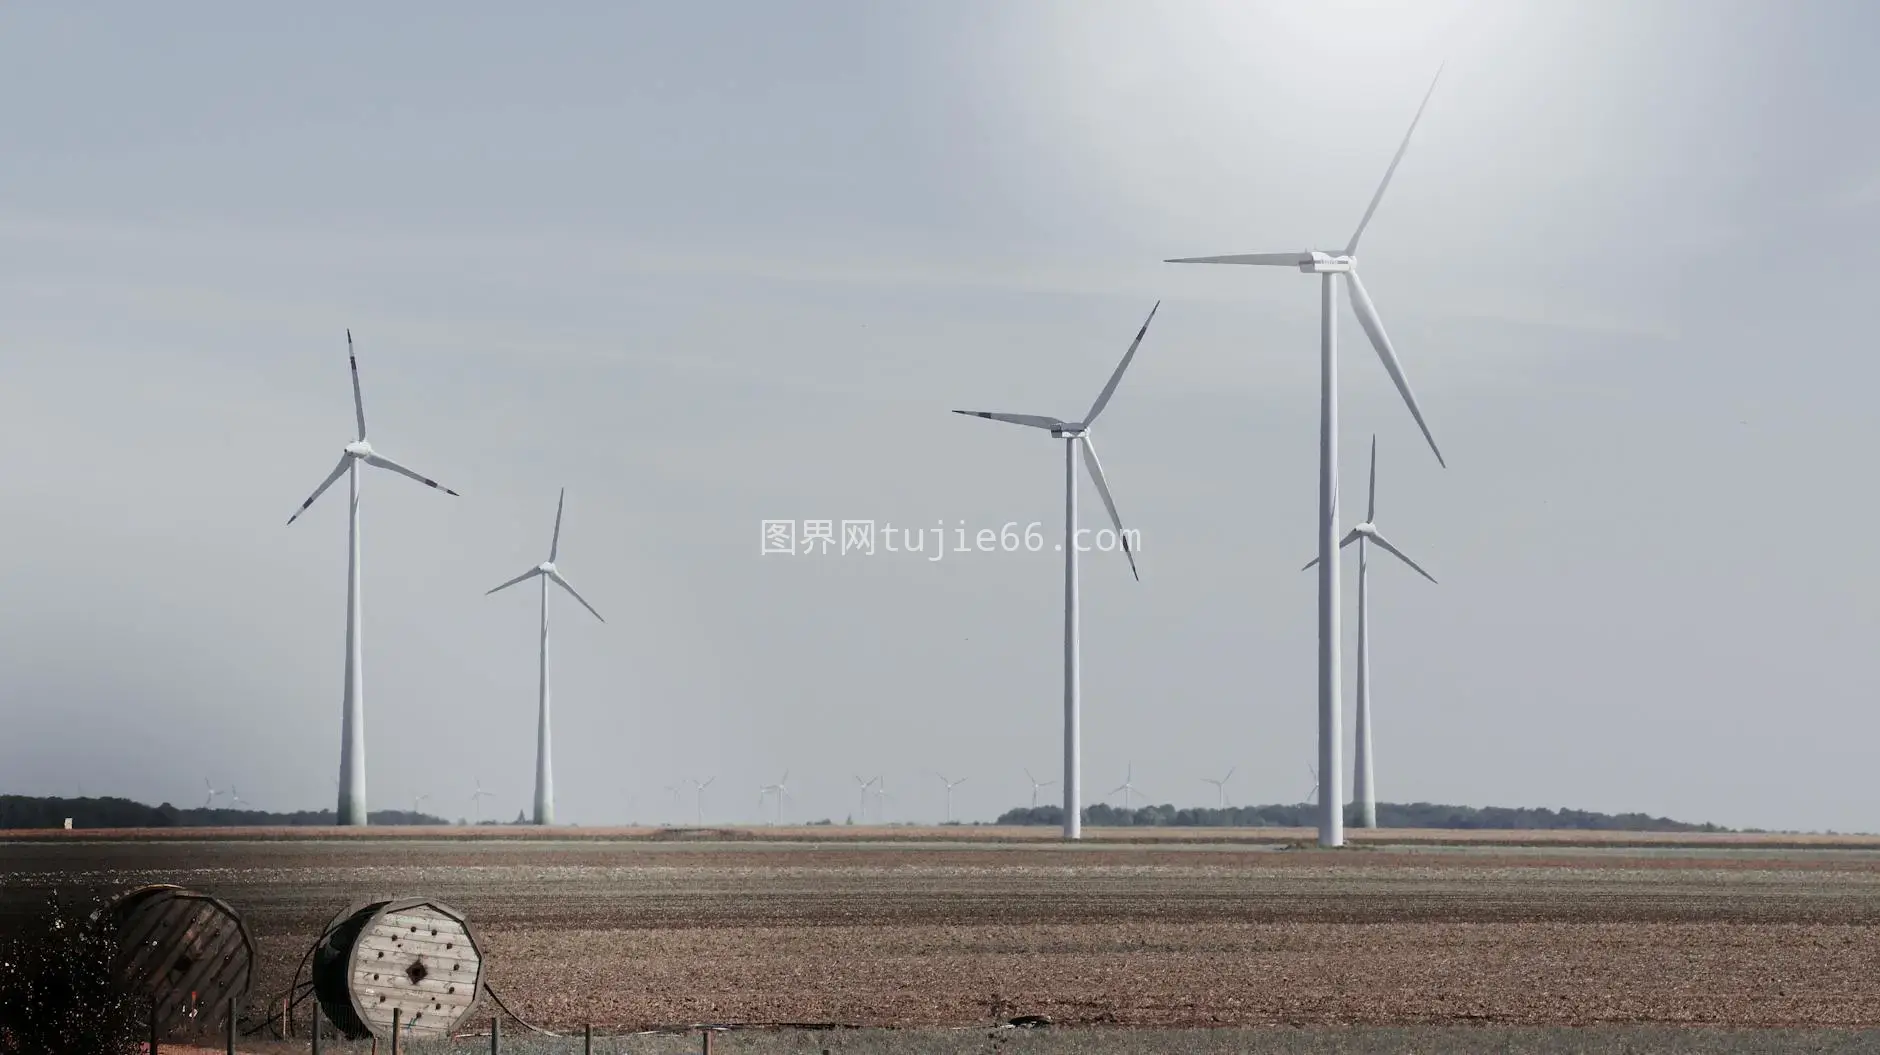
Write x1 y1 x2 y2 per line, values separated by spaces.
0 795 451 829
995 801 1726 832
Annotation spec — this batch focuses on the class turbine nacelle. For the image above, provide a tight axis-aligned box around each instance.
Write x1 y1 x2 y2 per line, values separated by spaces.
1301 251 1353 274
343 440 375 459
1050 424 1088 439
538 561 557 575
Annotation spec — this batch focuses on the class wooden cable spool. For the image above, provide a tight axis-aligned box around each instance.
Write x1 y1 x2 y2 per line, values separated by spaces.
102 884 257 1037
311 897 486 1041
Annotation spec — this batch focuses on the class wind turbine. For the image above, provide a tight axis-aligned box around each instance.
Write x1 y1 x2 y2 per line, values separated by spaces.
226 787 247 810
873 779 892 821
1110 764 1142 810
470 779 494 822
1202 766 1237 809
412 793 431 817
954 303 1159 841
1303 437 1435 829
934 773 967 824
486 489 606 827
688 777 715 825
853 775 880 821
1024 768 1057 809
287 330 461 826
759 771 791 824
202 778 223 810
1304 766 1320 807
1167 69 1448 848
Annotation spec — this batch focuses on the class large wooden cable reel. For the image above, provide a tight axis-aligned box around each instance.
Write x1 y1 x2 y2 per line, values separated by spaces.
101 884 257 1037
311 897 486 1040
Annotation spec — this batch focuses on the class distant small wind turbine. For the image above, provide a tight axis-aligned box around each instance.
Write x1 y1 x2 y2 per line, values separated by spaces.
934 773 967 824
1304 766 1320 807
1303 437 1435 830
1202 766 1237 809
227 787 247 810
853 775 880 821
1168 68 1448 848
1025 768 1057 809
412 793 431 816
471 779 494 821
202 778 223 810
688 777 715 825
953 303 1159 841
873 778 892 821
288 330 461 826
1110 764 1143 810
758 771 792 824
486 488 606 827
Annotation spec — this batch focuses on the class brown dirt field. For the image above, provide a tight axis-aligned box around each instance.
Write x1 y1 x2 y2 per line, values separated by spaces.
5 831 1879 1034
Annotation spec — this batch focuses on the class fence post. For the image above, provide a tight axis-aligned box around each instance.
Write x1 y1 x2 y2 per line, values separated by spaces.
702 1026 713 1054
491 1015 500 1054
225 995 236 1054
585 1023 593 1053
149 999 159 1055
310 1003 321 1055
390 1007 401 1055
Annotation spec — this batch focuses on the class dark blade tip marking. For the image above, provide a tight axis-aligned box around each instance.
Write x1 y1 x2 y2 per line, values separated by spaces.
444 487 461 496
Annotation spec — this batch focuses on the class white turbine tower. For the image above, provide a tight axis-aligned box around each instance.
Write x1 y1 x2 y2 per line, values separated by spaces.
1202 766 1237 809
1167 70 1447 848
288 330 461 826
1303 437 1436 829
486 489 606 826
954 303 1159 841
688 777 715 825
1024 768 1057 809
853 775 880 821
1110 764 1143 810
934 773 967 824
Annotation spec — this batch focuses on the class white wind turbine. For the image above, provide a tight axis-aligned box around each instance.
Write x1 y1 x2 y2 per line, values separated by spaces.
873 779 892 821
287 330 461 826
486 489 606 827
470 779 494 822
1202 766 1237 809
226 787 247 810
1167 69 1448 848
758 771 792 824
853 775 880 821
1110 764 1143 811
954 303 1159 841
1304 765 1320 807
202 778 223 810
688 777 715 825
1303 437 1435 829
1024 768 1057 809
934 773 967 824
412 793 431 817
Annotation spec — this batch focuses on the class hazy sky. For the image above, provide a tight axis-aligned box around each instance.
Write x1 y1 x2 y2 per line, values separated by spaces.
4 1 1878 832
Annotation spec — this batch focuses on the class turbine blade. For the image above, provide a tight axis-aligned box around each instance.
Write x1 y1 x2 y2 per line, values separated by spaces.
1345 64 1444 256
1165 252 1310 266
286 456 350 525
1078 435 1139 581
549 569 606 622
952 411 1063 431
1366 529 1438 584
1345 270 1444 467
348 329 367 441
1224 766 1236 782
362 452 461 496
1367 435 1379 523
1084 301 1160 425
549 488 566 561
485 567 542 596
1300 530 1360 570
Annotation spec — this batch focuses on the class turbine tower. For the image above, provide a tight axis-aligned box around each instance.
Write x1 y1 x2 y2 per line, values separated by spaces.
486 489 606 826
688 777 715 825
1024 768 1057 809
287 330 461 826
1110 764 1142 810
1303 437 1436 828
954 303 1159 840
1202 766 1237 809
934 773 967 824
1167 69 1447 848
853 775 880 821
